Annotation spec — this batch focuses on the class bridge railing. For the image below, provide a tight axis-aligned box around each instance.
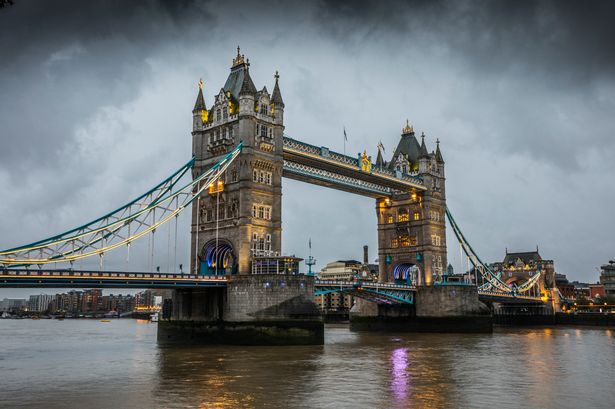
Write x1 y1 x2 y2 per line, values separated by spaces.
478 289 542 300
0 269 228 281
283 135 424 187
315 280 416 290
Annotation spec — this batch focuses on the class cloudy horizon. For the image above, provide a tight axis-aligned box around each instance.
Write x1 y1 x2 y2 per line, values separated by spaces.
1 0 614 297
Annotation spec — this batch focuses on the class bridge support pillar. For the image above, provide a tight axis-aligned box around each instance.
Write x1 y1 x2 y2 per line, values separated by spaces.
157 275 324 345
350 285 492 333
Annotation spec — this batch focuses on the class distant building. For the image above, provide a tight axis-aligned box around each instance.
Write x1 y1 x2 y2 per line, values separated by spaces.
27 294 54 313
319 260 363 281
0 298 27 312
555 274 576 299
600 261 615 296
81 289 103 312
491 248 556 292
569 281 590 299
588 283 606 300
315 260 360 312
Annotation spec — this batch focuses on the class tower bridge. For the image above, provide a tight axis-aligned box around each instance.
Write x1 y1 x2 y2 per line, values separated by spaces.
0 48 555 344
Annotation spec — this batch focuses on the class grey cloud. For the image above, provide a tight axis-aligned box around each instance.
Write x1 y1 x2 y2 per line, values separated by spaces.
0 0 614 300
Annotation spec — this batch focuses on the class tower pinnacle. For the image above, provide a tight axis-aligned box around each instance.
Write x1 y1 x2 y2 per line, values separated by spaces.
402 119 413 135
435 138 444 163
271 70 284 107
419 132 429 159
232 46 246 68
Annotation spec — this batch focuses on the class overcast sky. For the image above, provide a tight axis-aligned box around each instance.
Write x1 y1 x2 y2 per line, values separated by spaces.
1 0 614 297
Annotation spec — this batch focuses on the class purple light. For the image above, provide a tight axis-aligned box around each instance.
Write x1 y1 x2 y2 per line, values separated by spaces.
390 347 410 401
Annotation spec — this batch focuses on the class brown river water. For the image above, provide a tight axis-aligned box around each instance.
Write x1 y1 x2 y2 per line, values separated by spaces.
0 320 613 409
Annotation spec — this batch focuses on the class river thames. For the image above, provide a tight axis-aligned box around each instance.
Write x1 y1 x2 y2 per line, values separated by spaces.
0 320 613 409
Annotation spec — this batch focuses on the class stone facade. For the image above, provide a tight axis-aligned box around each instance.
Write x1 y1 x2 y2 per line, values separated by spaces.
491 249 556 293
190 49 285 275
376 124 447 286
600 261 615 296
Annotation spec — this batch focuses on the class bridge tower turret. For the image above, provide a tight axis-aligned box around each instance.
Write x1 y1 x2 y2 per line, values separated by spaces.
376 122 447 286
416 135 447 284
189 48 285 276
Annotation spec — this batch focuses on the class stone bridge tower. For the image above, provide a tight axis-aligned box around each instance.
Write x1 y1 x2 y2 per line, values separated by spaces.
375 122 447 285
159 49 322 346
190 48 285 275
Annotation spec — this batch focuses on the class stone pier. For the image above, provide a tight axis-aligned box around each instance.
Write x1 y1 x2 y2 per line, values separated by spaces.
350 284 492 333
158 274 324 345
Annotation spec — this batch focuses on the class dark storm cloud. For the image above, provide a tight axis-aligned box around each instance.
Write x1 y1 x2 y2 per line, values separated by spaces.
317 0 615 82
314 0 615 170
0 0 211 173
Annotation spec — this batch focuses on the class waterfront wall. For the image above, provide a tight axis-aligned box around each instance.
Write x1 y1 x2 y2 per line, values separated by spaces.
350 285 492 333
158 275 324 345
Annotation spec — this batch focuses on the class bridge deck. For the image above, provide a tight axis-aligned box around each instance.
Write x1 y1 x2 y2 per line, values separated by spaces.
0 271 545 305
0 269 227 289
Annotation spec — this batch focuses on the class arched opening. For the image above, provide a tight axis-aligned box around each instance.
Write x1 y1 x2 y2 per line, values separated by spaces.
393 263 419 285
199 239 237 276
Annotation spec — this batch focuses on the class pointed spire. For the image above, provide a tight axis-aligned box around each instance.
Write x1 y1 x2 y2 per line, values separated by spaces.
435 138 444 163
419 132 429 159
239 66 257 96
376 149 384 168
271 71 284 107
193 78 206 112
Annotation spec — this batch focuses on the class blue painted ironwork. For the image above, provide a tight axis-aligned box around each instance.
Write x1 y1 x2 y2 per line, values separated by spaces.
282 134 425 190
0 144 243 266
283 160 393 197
314 280 415 304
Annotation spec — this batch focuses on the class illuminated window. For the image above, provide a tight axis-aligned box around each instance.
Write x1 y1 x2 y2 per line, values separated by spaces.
413 212 420 221
387 215 394 224
431 235 441 246
398 210 409 222
409 236 417 246
400 235 410 247
391 239 399 248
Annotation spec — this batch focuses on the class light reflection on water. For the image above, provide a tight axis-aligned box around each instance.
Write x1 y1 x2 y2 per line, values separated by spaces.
0 321 614 409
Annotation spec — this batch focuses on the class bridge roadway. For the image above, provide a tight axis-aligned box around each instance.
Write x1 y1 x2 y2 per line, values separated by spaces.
0 269 544 305
0 268 227 289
